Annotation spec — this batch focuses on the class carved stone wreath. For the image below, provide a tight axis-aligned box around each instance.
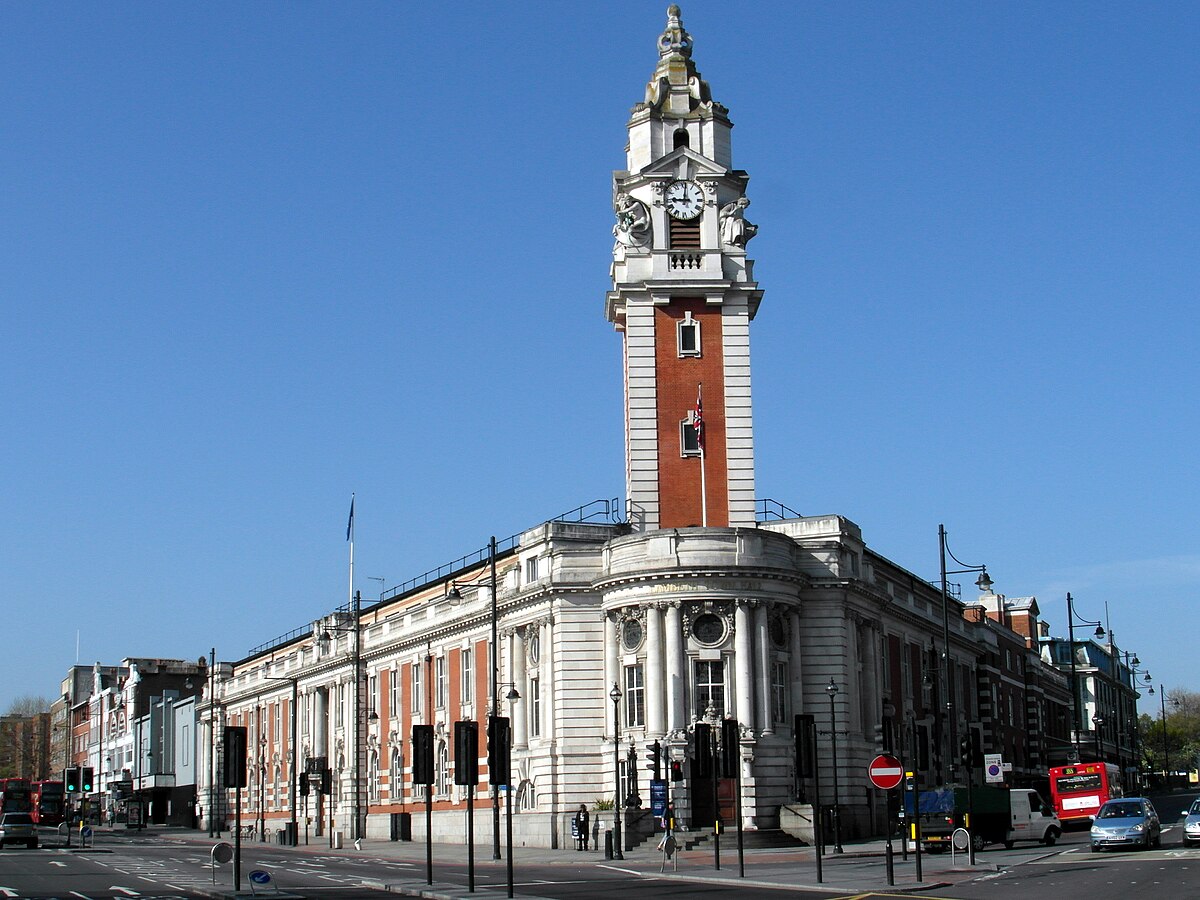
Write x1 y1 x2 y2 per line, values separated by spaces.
683 601 732 646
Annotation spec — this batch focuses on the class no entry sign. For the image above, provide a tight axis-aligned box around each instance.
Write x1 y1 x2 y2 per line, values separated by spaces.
868 754 904 790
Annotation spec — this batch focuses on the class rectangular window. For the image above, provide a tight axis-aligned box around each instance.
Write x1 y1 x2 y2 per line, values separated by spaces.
435 657 447 709
274 704 281 742
412 663 423 715
368 675 378 719
182 725 190 766
694 660 725 718
300 694 310 736
624 665 645 728
680 419 701 457
771 661 788 725
677 314 701 357
389 670 398 718
529 677 541 737
461 649 473 704
525 556 539 583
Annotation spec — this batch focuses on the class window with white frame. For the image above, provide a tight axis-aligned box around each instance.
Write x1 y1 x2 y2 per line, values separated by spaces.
412 663 423 715
274 703 281 741
436 741 450 796
624 665 645 728
301 693 310 736
435 656 447 709
369 751 380 802
525 556 539 583
389 669 398 718
680 418 701 457
389 747 402 802
368 674 378 719
677 311 701 357
693 659 725 718
529 678 541 737
462 649 472 704
771 661 788 725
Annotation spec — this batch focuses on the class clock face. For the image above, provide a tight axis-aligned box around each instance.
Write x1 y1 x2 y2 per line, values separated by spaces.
665 180 703 220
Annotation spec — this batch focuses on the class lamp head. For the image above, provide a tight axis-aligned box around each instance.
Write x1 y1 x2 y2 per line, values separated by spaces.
825 678 838 698
1094 624 1106 639
975 570 993 592
609 683 622 703
505 687 521 701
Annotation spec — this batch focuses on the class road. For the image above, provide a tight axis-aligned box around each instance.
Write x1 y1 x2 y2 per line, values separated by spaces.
0 791 1196 900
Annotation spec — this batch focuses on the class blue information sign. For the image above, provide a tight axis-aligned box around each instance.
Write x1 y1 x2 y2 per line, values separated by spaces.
649 779 667 818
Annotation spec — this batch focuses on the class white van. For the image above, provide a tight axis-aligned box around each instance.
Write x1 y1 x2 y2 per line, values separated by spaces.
1006 788 1062 848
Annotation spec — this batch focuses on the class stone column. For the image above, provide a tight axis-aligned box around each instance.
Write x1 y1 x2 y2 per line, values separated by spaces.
755 603 772 735
604 612 619 738
512 628 528 748
542 618 556 742
646 605 665 737
789 609 804 716
734 601 754 724
665 603 685 734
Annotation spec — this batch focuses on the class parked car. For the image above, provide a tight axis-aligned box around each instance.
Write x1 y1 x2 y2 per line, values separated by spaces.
0 812 38 849
1090 797 1161 852
1182 798 1200 847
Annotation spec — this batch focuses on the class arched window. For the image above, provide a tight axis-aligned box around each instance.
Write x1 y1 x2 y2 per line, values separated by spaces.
436 741 450 797
673 129 690 149
368 751 380 802
389 747 403 803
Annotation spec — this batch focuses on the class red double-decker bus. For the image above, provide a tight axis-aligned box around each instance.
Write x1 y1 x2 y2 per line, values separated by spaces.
31 780 65 826
1049 762 1123 825
0 778 33 814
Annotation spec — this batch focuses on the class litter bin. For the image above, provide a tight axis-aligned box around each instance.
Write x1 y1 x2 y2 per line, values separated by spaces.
398 812 412 842
284 822 298 846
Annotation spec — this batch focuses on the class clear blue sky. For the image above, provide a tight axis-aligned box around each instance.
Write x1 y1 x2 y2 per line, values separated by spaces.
3 3 1196 717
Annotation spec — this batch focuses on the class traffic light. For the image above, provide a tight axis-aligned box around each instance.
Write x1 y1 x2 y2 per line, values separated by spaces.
794 714 815 779
454 720 479 786
487 715 511 787
319 767 332 795
720 719 739 779
873 724 886 752
645 740 661 780
412 724 435 785
65 767 80 793
670 760 684 782
298 773 310 797
223 726 247 788
882 717 894 753
970 729 983 767
81 767 93 792
915 724 930 772
959 735 972 768
693 723 713 778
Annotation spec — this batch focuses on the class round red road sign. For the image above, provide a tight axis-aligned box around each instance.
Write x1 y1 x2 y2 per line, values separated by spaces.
868 754 904 790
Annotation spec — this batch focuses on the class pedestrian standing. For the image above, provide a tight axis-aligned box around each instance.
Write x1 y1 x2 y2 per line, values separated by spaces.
575 804 590 851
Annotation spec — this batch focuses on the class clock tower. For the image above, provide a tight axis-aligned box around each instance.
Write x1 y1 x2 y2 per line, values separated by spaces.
606 5 763 531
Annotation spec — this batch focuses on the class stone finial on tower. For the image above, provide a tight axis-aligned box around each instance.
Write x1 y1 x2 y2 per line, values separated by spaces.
658 5 693 59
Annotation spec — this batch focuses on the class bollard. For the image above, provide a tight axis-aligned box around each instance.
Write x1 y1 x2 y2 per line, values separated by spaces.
604 829 613 860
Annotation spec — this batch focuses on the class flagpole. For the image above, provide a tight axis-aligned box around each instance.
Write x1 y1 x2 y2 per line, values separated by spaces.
696 384 707 527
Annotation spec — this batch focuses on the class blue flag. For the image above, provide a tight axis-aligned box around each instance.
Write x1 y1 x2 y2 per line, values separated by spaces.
346 496 355 541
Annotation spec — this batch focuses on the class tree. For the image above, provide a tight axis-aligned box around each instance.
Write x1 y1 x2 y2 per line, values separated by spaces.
5 696 52 716
1139 688 1200 782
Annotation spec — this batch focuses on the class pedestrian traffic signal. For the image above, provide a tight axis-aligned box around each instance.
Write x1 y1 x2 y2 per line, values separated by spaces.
65 767 80 793
645 740 661 780
412 724 435 785
81 767 93 792
720 719 739 779
319 767 332 795
693 723 713 778
299 772 310 796
794 714 815 779
670 760 684 782
487 715 511 787
454 720 478 786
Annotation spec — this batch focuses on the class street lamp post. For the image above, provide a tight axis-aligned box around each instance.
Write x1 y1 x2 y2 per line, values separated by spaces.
1091 714 1105 763
1065 593 1105 761
938 526 991 783
825 679 843 854
1158 686 1179 791
610 682 624 860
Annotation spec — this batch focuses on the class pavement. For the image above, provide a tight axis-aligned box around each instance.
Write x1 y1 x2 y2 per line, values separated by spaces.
84 823 1049 898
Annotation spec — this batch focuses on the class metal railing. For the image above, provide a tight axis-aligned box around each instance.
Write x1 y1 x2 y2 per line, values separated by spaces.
755 498 803 521
248 498 623 655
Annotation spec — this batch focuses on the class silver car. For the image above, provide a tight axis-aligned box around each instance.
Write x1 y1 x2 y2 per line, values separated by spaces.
1183 798 1200 847
0 812 38 849
1090 797 1161 852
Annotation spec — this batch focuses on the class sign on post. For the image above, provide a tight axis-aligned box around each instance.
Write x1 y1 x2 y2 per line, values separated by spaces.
868 754 904 790
984 753 1004 783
